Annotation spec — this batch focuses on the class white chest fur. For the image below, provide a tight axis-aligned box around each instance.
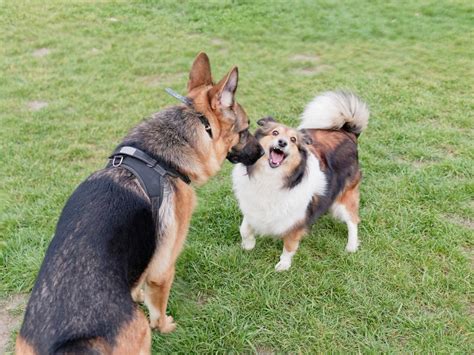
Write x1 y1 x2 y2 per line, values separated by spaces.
232 154 326 236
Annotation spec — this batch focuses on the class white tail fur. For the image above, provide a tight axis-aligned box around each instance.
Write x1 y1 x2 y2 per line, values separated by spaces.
298 91 369 134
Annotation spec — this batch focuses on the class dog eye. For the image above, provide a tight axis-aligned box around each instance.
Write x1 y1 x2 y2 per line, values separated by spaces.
290 137 296 143
272 130 279 136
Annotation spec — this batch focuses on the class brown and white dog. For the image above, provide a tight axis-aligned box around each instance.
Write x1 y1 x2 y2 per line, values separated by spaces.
232 91 369 271
16 53 263 354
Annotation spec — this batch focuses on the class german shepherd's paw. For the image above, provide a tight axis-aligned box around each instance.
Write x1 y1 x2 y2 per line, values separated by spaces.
131 288 145 303
152 315 176 334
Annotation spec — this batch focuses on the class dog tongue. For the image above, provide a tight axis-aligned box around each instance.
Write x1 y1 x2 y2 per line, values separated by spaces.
270 150 285 165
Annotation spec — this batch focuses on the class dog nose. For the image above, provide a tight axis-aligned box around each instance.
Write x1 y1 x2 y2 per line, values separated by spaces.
278 139 287 148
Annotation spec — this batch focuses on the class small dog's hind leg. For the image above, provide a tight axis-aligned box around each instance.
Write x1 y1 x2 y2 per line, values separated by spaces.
331 180 361 253
275 227 306 271
240 217 256 250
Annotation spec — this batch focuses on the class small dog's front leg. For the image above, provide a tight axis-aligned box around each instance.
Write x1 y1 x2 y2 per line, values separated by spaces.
240 217 256 250
275 227 306 271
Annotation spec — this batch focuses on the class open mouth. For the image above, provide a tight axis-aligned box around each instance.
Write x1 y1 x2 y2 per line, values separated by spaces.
269 147 286 168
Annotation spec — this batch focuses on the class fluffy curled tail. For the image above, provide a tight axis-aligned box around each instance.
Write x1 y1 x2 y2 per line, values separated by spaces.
298 91 369 134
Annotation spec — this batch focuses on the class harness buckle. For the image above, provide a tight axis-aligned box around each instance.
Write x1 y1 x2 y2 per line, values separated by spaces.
111 155 124 167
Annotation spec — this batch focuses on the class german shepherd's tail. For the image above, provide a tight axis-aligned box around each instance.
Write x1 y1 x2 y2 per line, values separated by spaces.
298 91 369 135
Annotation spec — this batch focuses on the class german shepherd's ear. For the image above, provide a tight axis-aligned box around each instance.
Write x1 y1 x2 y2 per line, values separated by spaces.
187 52 213 92
257 116 277 126
299 129 313 145
210 67 238 110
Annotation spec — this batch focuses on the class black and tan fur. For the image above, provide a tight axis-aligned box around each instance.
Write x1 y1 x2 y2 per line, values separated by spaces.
16 52 263 354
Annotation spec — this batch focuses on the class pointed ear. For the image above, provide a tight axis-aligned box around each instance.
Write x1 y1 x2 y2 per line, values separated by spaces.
210 67 238 109
299 129 313 145
257 116 277 126
187 52 213 92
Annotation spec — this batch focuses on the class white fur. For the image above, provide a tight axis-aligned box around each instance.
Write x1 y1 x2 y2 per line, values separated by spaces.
232 153 326 237
240 217 256 250
275 247 295 271
330 202 359 252
299 91 369 132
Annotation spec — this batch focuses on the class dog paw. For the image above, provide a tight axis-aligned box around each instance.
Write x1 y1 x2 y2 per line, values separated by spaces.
275 260 291 272
132 288 145 303
156 315 176 334
345 242 359 253
241 237 256 250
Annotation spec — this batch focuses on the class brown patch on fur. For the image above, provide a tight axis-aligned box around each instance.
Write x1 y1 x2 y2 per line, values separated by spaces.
112 308 151 354
15 335 36 355
283 226 307 252
308 129 357 170
335 176 362 224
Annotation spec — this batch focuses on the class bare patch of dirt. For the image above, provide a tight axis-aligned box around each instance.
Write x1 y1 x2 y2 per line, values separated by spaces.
255 345 275 355
294 65 331 76
290 53 320 62
32 48 50 57
27 101 48 111
446 214 474 230
0 294 28 354
196 293 210 307
395 156 436 169
108 17 119 22
211 38 225 46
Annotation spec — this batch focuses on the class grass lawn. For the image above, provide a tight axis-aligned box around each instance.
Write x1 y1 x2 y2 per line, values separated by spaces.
1 0 473 353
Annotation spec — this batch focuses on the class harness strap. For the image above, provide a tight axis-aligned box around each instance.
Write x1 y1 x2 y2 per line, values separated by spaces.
106 146 191 203
111 146 191 184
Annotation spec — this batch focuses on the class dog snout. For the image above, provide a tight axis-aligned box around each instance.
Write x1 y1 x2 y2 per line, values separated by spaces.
278 139 287 148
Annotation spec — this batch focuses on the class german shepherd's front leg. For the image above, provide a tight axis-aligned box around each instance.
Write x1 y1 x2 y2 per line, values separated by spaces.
145 267 176 333
144 181 195 333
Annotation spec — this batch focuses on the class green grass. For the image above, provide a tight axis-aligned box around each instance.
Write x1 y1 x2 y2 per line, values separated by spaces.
1 0 473 353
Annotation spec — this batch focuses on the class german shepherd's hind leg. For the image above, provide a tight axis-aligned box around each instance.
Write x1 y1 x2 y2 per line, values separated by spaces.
331 180 361 253
275 227 306 271
112 307 151 355
240 216 256 250
132 271 147 303
145 266 176 333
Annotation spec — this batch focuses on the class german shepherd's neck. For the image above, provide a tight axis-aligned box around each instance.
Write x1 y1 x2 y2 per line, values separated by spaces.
121 105 216 185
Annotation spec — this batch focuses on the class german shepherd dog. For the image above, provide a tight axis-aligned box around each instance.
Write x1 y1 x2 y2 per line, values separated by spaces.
233 91 369 271
16 52 263 354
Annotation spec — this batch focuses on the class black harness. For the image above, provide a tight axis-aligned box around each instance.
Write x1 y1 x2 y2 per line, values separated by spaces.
106 146 190 205
106 88 212 205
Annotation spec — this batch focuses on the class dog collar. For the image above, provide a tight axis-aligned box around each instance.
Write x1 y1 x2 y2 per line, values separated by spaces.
107 146 191 201
165 88 213 139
